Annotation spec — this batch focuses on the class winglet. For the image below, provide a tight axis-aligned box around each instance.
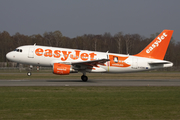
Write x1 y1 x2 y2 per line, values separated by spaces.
135 30 173 60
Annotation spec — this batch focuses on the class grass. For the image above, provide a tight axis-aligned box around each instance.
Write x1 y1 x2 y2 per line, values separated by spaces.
0 71 180 119
0 70 180 80
0 87 180 120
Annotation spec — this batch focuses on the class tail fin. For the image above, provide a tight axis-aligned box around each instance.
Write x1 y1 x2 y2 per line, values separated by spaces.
135 30 173 60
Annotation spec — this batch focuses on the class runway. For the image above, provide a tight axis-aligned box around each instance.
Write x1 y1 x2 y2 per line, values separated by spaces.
0 79 180 86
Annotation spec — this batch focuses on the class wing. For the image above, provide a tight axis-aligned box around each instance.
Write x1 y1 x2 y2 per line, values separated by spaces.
51 59 109 72
71 59 109 71
72 59 109 65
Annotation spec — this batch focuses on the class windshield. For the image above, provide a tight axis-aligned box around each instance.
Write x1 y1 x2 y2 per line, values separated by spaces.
14 49 22 52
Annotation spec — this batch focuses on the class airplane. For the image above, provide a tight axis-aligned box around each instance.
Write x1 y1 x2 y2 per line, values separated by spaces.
6 30 173 82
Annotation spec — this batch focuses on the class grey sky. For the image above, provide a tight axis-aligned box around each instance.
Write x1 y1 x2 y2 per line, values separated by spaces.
0 0 180 41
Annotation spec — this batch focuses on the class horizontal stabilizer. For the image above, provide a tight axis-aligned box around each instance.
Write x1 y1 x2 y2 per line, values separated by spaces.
148 60 172 65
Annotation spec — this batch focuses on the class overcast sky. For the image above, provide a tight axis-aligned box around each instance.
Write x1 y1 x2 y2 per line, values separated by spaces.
0 0 180 42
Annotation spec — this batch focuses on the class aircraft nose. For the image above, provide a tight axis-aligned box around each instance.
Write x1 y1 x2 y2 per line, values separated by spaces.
6 52 13 61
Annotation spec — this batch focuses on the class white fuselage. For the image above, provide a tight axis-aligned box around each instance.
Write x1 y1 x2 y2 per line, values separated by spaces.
6 45 173 73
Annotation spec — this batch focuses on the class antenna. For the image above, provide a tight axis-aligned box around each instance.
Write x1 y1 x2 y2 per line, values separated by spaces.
106 51 109 59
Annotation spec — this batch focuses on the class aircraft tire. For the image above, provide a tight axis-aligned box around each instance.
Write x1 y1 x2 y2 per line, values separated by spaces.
27 72 32 76
81 75 88 82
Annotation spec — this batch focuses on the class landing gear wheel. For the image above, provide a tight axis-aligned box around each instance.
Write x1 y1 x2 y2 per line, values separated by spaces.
81 75 88 82
27 72 32 76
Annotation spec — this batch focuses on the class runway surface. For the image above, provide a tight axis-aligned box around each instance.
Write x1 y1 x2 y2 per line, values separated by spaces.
0 79 180 86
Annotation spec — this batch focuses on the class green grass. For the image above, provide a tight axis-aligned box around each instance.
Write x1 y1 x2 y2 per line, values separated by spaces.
0 87 180 120
0 70 180 80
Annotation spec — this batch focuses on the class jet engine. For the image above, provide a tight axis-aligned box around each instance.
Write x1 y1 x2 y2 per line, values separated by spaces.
53 63 77 75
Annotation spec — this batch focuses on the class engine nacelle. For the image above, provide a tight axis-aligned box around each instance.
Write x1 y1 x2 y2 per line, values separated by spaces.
53 63 77 75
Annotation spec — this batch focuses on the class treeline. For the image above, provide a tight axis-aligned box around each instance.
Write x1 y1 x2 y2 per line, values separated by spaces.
0 30 180 66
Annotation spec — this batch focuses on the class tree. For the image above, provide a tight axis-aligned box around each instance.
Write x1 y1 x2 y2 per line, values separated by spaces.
53 30 63 47
43 32 53 46
124 34 131 54
114 32 123 54
0 31 13 61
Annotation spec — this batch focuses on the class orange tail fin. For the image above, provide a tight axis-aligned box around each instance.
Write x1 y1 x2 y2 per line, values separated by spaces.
135 30 174 60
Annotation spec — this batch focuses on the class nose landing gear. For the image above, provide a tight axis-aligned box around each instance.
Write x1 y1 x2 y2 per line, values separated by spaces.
27 65 33 76
27 72 32 76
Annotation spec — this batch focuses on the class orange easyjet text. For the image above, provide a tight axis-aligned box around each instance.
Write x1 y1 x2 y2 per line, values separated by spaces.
35 48 97 61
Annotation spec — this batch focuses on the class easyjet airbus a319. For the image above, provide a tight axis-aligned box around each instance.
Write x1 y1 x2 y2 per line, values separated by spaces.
6 30 173 81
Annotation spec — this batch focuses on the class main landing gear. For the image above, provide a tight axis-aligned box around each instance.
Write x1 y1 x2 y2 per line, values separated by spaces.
81 75 88 82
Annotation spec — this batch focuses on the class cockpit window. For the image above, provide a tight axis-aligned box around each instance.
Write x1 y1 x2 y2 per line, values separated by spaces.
14 49 22 52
